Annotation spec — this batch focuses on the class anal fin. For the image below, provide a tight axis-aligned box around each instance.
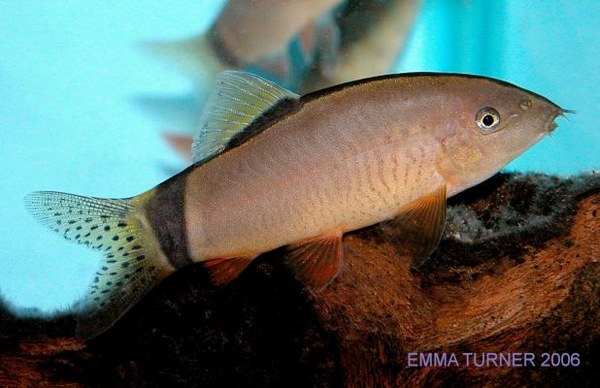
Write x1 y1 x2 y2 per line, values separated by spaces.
383 185 447 266
286 234 344 289
204 256 255 286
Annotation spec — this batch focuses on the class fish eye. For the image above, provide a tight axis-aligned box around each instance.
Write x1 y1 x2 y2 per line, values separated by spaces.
475 107 501 133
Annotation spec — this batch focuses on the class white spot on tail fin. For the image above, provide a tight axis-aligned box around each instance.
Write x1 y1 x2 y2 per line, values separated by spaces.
25 191 172 338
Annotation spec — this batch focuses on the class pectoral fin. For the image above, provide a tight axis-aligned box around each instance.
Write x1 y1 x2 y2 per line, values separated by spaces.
383 185 447 266
286 234 344 289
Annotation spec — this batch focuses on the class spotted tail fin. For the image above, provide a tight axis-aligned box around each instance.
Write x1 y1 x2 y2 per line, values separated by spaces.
25 191 173 339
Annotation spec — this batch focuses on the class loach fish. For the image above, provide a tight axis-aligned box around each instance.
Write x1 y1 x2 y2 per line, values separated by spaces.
25 71 565 339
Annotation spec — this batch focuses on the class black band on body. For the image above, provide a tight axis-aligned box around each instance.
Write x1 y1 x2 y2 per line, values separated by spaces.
145 168 195 269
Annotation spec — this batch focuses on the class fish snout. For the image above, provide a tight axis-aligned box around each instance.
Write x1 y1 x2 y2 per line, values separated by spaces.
543 101 575 134
544 106 571 134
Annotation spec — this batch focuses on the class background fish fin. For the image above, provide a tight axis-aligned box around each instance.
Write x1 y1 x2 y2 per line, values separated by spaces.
192 70 299 163
140 33 225 84
286 234 344 289
163 132 194 160
25 191 173 339
203 256 255 286
134 94 202 135
382 185 447 266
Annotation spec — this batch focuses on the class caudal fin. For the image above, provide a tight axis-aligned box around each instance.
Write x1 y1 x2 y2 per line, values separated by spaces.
25 191 172 339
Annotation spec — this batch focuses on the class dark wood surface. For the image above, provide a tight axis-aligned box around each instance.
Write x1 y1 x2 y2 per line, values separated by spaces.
1 173 598 387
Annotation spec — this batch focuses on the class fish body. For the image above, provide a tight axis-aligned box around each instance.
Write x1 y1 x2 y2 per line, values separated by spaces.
26 72 564 338
186 78 450 259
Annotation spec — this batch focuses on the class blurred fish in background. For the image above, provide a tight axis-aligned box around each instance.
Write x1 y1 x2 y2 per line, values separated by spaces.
138 0 422 160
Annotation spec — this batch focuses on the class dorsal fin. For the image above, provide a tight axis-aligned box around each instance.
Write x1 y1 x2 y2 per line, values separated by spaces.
192 71 299 163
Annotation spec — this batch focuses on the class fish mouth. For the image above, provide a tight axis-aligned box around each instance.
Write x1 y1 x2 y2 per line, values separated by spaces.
546 107 573 133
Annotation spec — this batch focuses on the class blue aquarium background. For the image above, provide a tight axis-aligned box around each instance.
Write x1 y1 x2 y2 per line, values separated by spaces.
0 0 598 314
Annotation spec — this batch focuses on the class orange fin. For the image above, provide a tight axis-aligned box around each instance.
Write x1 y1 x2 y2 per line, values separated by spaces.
383 185 447 266
286 235 344 289
203 257 254 286
163 132 193 160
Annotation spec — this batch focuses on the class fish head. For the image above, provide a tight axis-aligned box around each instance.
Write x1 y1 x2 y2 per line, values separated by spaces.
434 75 566 193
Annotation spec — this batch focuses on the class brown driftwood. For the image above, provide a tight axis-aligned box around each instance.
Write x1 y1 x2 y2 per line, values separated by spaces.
1 173 598 387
